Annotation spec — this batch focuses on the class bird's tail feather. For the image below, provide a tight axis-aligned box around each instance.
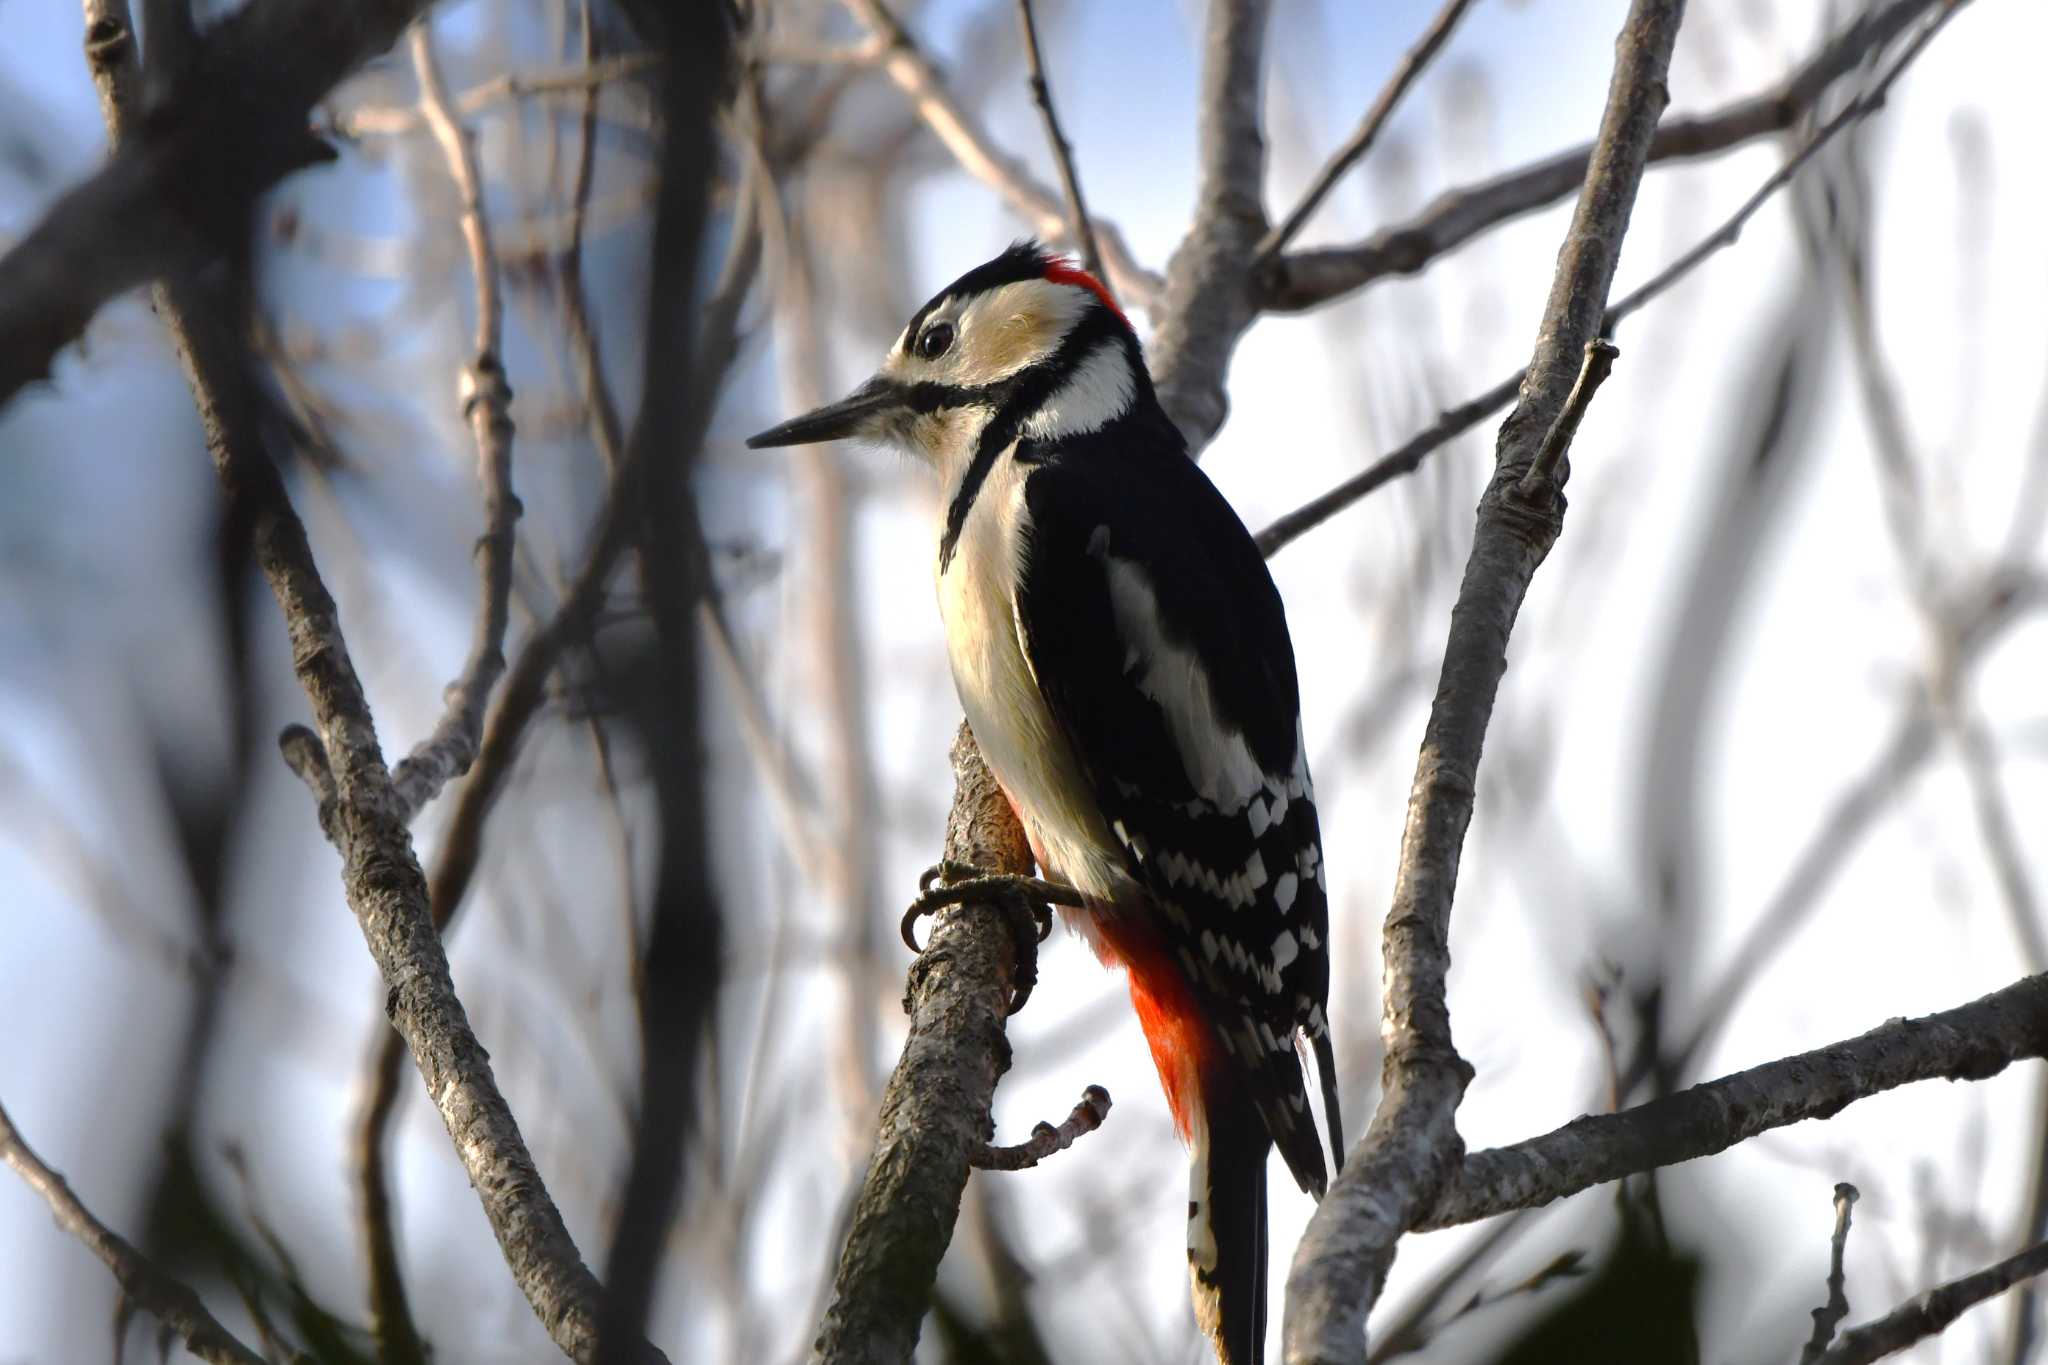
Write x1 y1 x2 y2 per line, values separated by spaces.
1189 1084 1272 1365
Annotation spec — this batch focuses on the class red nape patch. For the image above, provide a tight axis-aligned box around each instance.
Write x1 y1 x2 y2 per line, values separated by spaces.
1093 915 1215 1144
1043 259 1127 323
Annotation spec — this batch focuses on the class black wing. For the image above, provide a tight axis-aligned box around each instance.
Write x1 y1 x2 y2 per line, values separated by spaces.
1013 435 1339 1193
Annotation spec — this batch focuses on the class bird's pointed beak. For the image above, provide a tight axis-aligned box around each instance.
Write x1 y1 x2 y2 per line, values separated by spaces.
746 377 901 449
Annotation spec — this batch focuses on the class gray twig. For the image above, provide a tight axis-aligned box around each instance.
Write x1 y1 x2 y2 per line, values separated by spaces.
387 20 523 822
840 0 1159 308
1815 1238 2048 1365
0 1099 277 1365
1803 1183 1861 1362
1014 0 1102 282
1263 0 1956 312
1282 3 1688 1358
1255 0 1475 263
336 53 663 137
972 1085 1114 1172
1418 972 2048 1230
1518 339 1620 497
72 3 644 1357
1255 0 1966 559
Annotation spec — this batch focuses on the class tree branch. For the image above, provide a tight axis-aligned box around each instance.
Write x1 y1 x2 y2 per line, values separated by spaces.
838 0 1159 309
1255 0 1475 263
971 1085 1113 1173
2 0 434 406
1815 1239 2048 1365
1802 1183 1860 1363
1418 973 2048 1230
1013 0 1102 282
1282 2 1687 1358
0 1098 275 1365
1147 0 1271 448
385 20 522 821
69 3 648 1356
1262 0 1949 313
1257 0 1964 559
809 723 1038 1363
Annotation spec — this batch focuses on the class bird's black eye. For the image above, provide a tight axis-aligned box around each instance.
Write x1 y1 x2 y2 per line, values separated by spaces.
916 321 956 360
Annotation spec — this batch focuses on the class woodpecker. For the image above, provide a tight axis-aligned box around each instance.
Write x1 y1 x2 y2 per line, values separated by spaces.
749 242 1340 1364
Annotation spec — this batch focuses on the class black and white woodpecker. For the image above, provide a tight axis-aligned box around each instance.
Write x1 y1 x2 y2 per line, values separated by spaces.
749 242 1341 1364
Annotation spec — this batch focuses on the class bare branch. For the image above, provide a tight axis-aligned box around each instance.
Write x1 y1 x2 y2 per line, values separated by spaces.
1014 0 1102 281
335 54 662 137
972 1085 1114 1172
1262 0 1953 313
1519 339 1620 496
1254 372 1521 557
1255 0 1476 262
810 723 1039 1363
2 0 434 405
1147 0 1271 448
1802 1183 1861 1363
1283 3 1687 1357
70 5 646 1355
387 19 523 821
1418 973 2048 1230
839 0 1159 308
0 1099 275 1365
1257 0 1966 558
1814 1239 2048 1365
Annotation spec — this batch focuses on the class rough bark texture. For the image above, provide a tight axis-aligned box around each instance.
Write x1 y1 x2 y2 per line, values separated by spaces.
70 4 638 1359
810 724 1036 1365
2 0 435 404
1419 972 2048 1228
1282 3 1688 1360
1147 0 1271 450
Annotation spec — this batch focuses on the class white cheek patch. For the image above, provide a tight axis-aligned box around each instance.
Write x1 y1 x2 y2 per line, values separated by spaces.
1022 341 1134 440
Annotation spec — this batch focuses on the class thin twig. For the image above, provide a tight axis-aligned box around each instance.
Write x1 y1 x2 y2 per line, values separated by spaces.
1014 0 1102 281
1256 0 1476 263
1518 339 1620 496
336 53 662 137
839 0 1159 308
0 1099 276 1365
1255 372 1520 557
1283 3 1688 1357
1419 972 2048 1230
1815 1239 2048 1365
388 20 523 821
78 5 636 1356
1255 0 1966 559
971 1085 1113 1172
1802 1183 1861 1362
1263 0 1956 312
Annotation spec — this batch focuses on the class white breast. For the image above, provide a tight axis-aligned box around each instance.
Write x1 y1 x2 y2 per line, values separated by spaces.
937 451 1129 908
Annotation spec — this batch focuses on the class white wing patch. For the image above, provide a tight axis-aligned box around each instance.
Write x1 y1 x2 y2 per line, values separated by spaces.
1098 552 1268 809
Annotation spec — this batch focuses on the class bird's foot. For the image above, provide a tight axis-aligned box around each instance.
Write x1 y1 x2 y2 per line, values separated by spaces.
902 862 1082 1015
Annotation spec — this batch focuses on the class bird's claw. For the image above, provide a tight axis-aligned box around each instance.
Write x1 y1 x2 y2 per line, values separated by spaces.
901 864 1073 1014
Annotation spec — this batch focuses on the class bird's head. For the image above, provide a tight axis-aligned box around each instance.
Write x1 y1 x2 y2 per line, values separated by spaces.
746 241 1143 479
